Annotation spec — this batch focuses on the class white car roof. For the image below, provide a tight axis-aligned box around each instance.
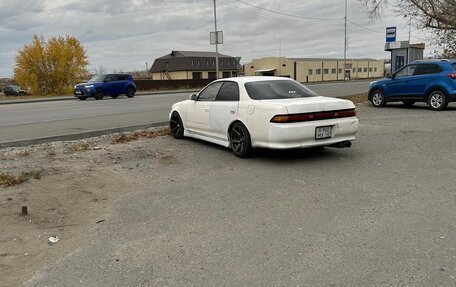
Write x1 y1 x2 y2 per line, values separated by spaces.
213 76 293 85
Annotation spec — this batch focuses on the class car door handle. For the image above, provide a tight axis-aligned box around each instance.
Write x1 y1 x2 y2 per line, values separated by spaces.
230 110 236 114
204 108 209 112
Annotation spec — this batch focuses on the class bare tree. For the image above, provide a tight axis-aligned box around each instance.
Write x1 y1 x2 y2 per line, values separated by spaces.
361 0 456 57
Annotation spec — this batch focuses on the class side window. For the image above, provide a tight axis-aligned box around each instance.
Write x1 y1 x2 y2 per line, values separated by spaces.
395 65 416 78
197 82 223 101
215 82 239 101
414 64 443 76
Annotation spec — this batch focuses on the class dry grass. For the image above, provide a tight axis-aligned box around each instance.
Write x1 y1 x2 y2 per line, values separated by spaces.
67 142 90 152
112 127 170 144
0 170 42 188
341 93 368 104
17 150 31 157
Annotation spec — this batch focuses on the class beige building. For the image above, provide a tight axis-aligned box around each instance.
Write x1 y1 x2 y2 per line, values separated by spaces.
244 57 384 82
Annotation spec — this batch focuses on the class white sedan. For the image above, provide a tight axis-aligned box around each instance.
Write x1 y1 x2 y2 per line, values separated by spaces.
169 76 359 157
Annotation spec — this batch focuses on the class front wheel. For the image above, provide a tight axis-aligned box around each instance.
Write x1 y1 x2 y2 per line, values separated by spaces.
93 89 104 100
371 90 386 107
126 87 135 98
78 96 87 101
229 122 252 158
427 90 448 111
111 95 119 99
170 112 184 139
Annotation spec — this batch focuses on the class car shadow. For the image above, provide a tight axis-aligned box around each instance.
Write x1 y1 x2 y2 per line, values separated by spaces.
380 102 456 111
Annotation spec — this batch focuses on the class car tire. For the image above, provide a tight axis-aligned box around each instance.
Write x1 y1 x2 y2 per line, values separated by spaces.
126 87 135 98
371 90 386 107
402 100 415 107
427 90 448 111
170 112 184 139
93 89 104 100
111 95 119 99
229 122 252 158
79 96 87 101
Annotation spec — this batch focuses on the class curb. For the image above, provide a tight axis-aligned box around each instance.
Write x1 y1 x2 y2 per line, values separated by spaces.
0 90 198 105
0 121 169 148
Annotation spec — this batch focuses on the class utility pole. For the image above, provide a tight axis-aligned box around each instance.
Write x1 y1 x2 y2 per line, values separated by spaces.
344 0 347 81
213 0 219 79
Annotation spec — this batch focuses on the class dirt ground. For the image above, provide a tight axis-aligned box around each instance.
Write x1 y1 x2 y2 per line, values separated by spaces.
1 95 368 286
0 128 173 287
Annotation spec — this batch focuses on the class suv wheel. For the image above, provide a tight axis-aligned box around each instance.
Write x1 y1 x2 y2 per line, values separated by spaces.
427 90 448 111
371 90 386 107
79 96 87 101
126 87 135 98
93 89 104 100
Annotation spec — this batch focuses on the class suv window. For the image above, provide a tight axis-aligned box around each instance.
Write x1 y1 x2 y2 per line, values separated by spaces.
395 65 417 78
452 63 456 70
216 82 239 101
198 82 223 101
414 64 443 75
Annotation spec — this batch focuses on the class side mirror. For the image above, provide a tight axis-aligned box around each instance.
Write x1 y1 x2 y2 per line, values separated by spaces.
189 93 198 101
387 74 394 79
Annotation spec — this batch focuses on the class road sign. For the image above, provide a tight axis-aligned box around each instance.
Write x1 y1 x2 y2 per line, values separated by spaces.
210 31 223 45
386 27 396 43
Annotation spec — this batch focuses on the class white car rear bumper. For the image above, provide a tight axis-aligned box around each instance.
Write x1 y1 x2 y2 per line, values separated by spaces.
254 117 359 149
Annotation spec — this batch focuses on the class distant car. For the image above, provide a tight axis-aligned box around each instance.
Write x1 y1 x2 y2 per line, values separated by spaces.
169 76 359 158
74 74 136 100
3 85 28 96
368 59 456 110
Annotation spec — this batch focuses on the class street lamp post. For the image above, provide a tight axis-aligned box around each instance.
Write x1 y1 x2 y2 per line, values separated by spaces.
213 0 219 79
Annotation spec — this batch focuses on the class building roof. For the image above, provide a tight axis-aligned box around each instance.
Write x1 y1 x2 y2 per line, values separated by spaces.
151 50 241 73
158 50 234 59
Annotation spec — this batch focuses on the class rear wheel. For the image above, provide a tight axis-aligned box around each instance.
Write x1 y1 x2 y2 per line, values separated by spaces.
170 112 184 139
78 96 87 101
371 90 386 107
126 87 135 98
93 89 104 100
402 100 415 107
427 90 448 111
229 122 252 158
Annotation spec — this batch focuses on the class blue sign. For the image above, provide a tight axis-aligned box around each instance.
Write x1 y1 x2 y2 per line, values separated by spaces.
386 26 396 43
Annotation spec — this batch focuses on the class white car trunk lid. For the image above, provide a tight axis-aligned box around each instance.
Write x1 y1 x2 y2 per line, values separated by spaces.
261 96 355 114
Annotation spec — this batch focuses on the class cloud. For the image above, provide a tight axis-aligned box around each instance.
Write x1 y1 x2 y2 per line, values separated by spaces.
0 0 439 77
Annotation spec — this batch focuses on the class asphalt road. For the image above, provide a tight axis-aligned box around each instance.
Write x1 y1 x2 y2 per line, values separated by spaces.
0 80 371 146
25 103 456 286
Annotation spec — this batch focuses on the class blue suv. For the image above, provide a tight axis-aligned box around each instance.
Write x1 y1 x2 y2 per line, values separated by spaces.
368 59 456 110
74 74 136 100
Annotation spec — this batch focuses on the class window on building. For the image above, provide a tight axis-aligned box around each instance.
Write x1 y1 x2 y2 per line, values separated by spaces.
250 66 254 69
331 68 336 74
369 67 373 72
353 68 356 73
324 69 329 74
192 72 202 80
364 67 368 72
197 60 200 66
282 64 286 67
338 68 342 74
165 62 169 68
222 71 231 78
221 60 224 66
191 60 194 66
206 60 209 66
208 72 217 79
374 67 377 72
358 68 362 72
308 69 313 75
316 69 321 75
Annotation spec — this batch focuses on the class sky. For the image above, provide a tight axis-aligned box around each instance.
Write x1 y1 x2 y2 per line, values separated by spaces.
0 0 438 78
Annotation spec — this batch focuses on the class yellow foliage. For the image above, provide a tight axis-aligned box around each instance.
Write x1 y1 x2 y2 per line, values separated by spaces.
14 35 89 96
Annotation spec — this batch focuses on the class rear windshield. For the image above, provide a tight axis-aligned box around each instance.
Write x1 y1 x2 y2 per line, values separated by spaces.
245 80 317 100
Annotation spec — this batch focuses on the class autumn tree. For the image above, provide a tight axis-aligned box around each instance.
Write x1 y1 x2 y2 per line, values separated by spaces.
361 0 456 57
14 35 89 96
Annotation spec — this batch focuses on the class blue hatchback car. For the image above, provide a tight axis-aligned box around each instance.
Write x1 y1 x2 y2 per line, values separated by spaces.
74 74 136 100
368 59 456 110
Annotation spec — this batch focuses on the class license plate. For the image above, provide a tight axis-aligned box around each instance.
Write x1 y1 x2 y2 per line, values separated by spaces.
315 126 332 139
75 90 82 95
